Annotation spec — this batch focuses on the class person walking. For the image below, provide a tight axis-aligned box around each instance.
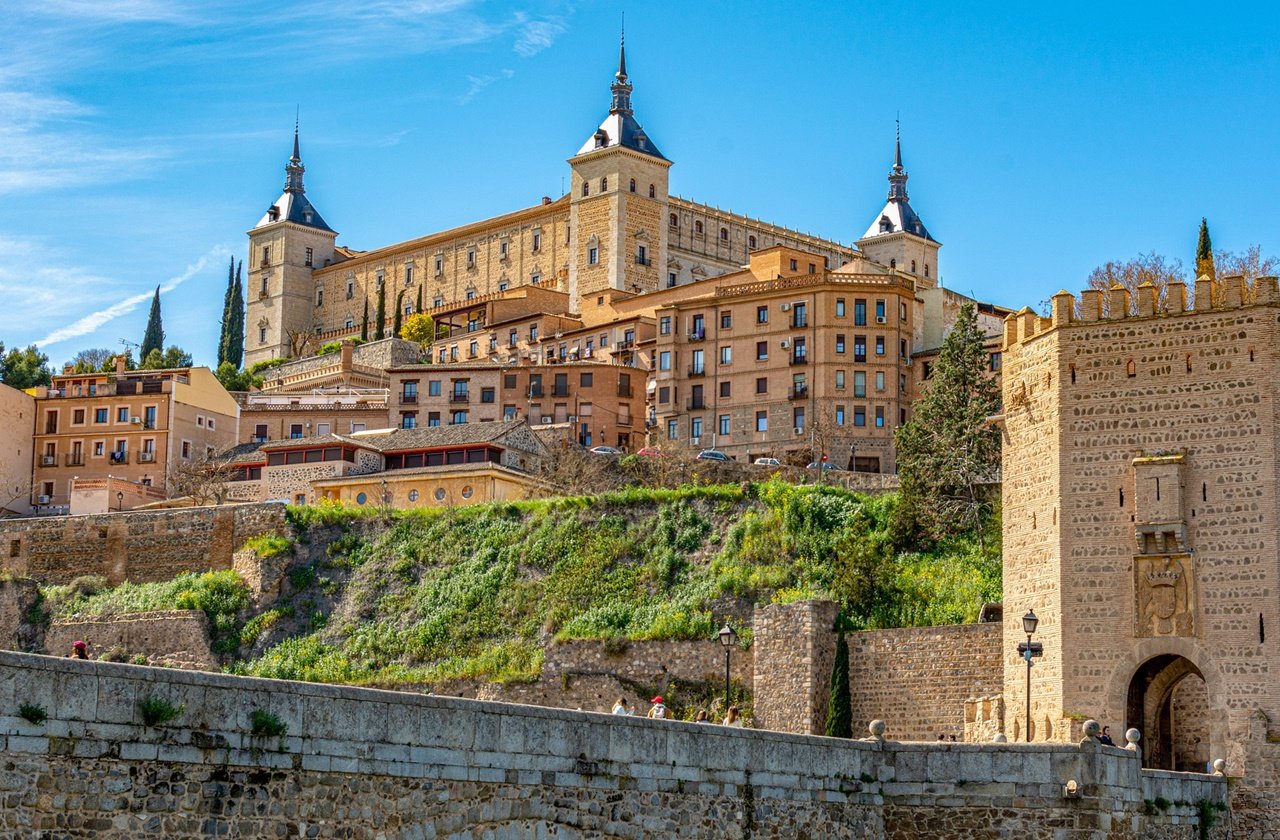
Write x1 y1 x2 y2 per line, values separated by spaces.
612 697 630 715
723 705 744 727
69 641 88 660
647 696 668 719
694 710 710 723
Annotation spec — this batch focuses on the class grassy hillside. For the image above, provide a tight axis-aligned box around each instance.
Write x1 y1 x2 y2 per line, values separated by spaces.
38 480 999 689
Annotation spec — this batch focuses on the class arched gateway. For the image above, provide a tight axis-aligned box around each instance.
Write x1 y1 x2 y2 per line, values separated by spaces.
1126 654 1210 771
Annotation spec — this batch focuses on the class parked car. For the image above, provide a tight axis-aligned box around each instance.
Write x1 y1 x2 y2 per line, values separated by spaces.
806 461 845 471
590 445 624 456
696 449 731 462
636 447 668 457
753 457 781 467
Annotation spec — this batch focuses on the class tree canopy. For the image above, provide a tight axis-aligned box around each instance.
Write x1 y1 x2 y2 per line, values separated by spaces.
68 347 114 374
140 286 165 359
218 258 244 368
0 344 51 389
139 346 193 370
893 303 1001 542
399 312 436 346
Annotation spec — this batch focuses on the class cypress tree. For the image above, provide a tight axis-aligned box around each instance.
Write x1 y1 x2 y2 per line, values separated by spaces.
360 299 369 341
416 286 423 314
825 633 852 738
393 290 405 339
374 283 386 340
140 287 164 359
1195 217 1216 281
217 256 235 366
227 261 244 367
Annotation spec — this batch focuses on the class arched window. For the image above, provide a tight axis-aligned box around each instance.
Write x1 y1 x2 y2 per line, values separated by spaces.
1127 359 1136 377
649 184 655 198
581 182 589 197
600 177 608 192
720 227 729 241
669 213 678 227
924 263 930 277
889 258 896 268
748 235 757 250
911 260 917 272
629 178 636 193
695 221 704 235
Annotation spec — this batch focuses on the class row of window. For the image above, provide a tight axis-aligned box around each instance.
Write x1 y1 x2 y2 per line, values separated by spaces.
250 421 368 442
658 298 908 337
42 405 161 433
667 404 901 440
36 437 207 464
655 369 905 404
435 325 634 364
582 178 657 198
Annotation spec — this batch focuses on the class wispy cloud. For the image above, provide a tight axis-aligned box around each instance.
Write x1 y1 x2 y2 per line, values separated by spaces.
31 245 230 348
460 69 516 104
514 18 566 57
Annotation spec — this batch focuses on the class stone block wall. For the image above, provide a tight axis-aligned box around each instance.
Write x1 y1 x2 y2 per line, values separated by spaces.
543 638 753 687
752 599 839 734
42 611 215 670
0 651 1229 839
0 503 287 585
848 623 1003 741
0 577 40 652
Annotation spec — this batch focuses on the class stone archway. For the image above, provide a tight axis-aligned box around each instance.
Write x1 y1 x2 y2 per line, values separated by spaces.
1125 654 1210 770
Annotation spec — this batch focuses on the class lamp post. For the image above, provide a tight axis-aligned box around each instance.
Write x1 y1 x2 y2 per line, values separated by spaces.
116 491 124 512
1018 609 1041 742
718 624 737 713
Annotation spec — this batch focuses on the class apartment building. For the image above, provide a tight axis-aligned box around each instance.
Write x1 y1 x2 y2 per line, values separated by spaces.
653 246 919 472
30 358 238 509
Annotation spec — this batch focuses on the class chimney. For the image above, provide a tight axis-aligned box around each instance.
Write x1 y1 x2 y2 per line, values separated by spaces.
541 196 552 205
340 339 354 373
115 354 127 375
62 364 74 374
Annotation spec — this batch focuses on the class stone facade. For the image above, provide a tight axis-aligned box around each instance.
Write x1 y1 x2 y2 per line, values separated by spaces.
543 638 754 688
0 577 40 652
848 623 1003 741
0 651 1228 839
0 383 35 516
0 502 286 585
751 599 839 734
44 610 215 670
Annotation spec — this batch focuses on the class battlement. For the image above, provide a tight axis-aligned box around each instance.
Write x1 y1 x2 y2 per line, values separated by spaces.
1003 274 1280 348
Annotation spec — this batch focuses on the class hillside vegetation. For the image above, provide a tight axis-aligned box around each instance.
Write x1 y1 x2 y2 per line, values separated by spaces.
39 480 999 688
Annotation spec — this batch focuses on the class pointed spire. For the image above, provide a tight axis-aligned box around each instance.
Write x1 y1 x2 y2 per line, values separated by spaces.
616 16 627 82
609 20 633 115
893 117 902 171
285 118 305 194
887 121 908 202
291 109 301 163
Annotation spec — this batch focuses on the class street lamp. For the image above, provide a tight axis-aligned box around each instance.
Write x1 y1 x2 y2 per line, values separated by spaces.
116 491 124 512
718 624 737 714
1018 609 1042 742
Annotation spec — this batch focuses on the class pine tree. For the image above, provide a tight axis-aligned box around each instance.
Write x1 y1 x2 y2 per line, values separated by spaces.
393 290 405 339
360 299 369 341
140 287 164 359
374 283 386 340
416 286 423 314
894 302 1002 543
825 633 852 738
227 261 244 368
1196 217 1216 281
217 256 236 366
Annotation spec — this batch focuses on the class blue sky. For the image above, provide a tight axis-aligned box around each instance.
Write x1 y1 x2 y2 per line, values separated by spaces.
3 1 1278 368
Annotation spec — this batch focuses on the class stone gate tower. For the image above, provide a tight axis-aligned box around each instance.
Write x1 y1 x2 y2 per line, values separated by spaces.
567 32 671 310
244 126 337 368
1000 277 1280 809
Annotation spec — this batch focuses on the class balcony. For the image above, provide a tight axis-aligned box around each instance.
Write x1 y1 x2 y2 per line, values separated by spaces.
687 397 706 410
616 339 635 351
449 393 470 404
401 393 418 404
790 354 809 366
789 385 808 400
552 387 570 397
617 386 633 398
65 455 84 467
687 365 706 378
40 455 56 466
527 387 544 398
138 451 156 464
790 316 808 329
109 451 128 465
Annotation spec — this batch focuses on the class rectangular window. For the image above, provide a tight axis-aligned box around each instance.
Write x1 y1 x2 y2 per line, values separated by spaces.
588 247 599 265
428 412 441 427
668 273 677 288
835 370 846 390
854 299 867 326
756 341 768 361
500 240 509 259
428 380 441 397
658 386 670 404
719 381 731 398
990 352 1003 372
793 406 805 430
637 244 647 265
756 377 767 394
94 408 108 423
667 419 678 440
579 372 593 387
316 287 323 306
836 406 845 425
720 312 732 329
876 336 885 356
756 305 768 324
900 301 908 321
691 417 703 439
532 231 542 252
72 409 85 424
451 410 468 424
481 387 495 403
402 413 417 429
755 411 768 432
659 316 672 335
876 371 885 391
719 415 730 436
720 346 732 365
835 334 846 354
304 247 313 266
403 381 418 400
659 351 671 371
854 407 866 427
316 423 330 436
875 299 886 321
854 371 866 398
875 406 885 427
900 338 908 359
94 441 104 456
467 250 476 267
854 336 867 363
836 298 846 318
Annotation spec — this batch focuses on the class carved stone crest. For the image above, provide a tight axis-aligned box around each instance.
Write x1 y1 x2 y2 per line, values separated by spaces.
1135 554 1195 637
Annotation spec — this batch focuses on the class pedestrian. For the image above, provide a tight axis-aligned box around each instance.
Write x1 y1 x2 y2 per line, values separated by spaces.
937 733 946 741
723 705 743 727
1099 726 1115 746
949 734 957 742
612 697 629 715
69 640 88 660
694 710 709 723
647 696 668 720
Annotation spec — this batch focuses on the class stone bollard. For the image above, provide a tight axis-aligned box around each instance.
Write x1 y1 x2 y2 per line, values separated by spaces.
1125 728 1142 760
1212 759 1226 776
1081 719 1101 743
993 733 1007 743
866 720 886 742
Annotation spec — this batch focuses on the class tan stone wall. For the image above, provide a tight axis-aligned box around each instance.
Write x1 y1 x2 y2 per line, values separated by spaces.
544 638 753 687
848 623 1003 741
44 610 215 670
0 383 34 516
751 599 839 735
0 503 286 585
0 577 40 651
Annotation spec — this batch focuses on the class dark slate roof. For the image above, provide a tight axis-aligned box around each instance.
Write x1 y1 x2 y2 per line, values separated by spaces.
577 111 665 160
258 433 371 452
349 419 533 453
254 190 334 233
222 441 269 466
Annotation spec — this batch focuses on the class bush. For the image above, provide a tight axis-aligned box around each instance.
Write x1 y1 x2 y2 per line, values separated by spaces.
242 534 293 559
18 703 46 725
249 709 288 737
138 696 183 727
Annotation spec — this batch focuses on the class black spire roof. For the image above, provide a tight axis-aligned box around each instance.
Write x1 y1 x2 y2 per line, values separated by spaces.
254 123 334 232
575 31 666 160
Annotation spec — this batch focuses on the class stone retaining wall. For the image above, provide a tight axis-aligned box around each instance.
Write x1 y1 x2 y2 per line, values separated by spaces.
0 651 1228 839
0 503 286 585
543 638 753 686
43 610 215 670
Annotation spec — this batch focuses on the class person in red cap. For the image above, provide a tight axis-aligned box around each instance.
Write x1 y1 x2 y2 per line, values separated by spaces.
647 696 668 719
69 641 88 660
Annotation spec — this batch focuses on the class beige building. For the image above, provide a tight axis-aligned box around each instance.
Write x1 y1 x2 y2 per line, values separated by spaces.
0 383 35 516
1000 275 1280 789
30 359 238 510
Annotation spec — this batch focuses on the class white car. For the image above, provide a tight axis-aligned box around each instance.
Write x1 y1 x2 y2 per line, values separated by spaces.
589 445 624 456
753 457 781 467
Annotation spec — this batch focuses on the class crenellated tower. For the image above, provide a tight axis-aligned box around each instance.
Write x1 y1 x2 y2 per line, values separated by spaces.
567 31 672 310
244 124 337 368
856 126 940 287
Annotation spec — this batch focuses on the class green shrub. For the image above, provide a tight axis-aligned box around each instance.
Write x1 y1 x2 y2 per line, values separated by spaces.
239 606 294 648
249 709 288 737
242 534 293 559
18 703 47 725
138 696 183 727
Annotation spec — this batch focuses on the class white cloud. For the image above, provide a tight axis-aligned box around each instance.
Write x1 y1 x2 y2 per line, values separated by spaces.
514 18 566 57
460 69 516 104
